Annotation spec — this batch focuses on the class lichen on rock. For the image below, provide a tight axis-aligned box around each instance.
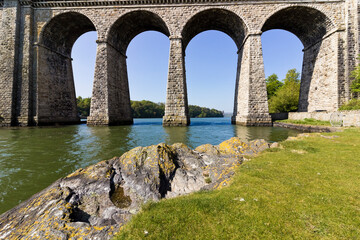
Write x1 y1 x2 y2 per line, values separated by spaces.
0 137 269 239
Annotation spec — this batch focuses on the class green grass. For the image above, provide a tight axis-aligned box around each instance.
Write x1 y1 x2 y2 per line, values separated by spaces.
115 129 360 239
276 118 332 126
339 98 360 110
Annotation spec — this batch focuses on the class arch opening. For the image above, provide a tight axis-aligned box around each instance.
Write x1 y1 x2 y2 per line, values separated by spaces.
72 31 97 118
261 6 339 112
37 12 97 125
127 31 170 118
178 9 247 124
262 29 303 113
88 11 169 125
185 30 237 119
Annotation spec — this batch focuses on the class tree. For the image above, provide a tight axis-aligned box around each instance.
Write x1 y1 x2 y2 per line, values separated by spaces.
131 100 165 118
188 105 223 118
76 96 91 117
266 74 283 99
284 68 300 84
268 69 301 113
350 57 360 98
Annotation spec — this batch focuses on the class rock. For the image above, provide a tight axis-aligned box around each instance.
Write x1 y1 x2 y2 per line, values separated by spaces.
0 137 270 239
270 142 280 148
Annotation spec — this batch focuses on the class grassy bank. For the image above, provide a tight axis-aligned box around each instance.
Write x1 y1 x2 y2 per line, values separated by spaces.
276 118 332 126
115 128 360 239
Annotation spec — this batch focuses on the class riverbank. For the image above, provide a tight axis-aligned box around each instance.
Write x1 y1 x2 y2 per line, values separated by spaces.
273 122 341 132
0 137 271 239
116 128 360 239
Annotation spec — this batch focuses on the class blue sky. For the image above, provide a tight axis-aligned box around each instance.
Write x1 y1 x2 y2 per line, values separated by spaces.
72 29 303 113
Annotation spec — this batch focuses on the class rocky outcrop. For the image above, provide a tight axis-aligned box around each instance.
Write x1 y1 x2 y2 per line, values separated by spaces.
0 138 270 240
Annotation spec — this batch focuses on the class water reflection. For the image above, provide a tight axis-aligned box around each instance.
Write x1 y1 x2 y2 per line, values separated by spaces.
88 126 132 161
164 126 190 146
0 118 303 214
234 126 272 142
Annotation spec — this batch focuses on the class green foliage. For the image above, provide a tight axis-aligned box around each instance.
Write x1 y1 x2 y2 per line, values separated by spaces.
268 69 301 113
76 96 91 117
350 58 360 98
284 68 300 85
188 105 223 118
131 100 165 118
116 128 360 239
130 100 224 118
339 98 360 110
77 98 224 118
277 118 331 126
266 74 283 99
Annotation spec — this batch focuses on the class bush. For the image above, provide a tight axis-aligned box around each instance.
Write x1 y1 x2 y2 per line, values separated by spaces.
266 74 283 99
350 56 360 98
339 98 360 110
77 96 91 117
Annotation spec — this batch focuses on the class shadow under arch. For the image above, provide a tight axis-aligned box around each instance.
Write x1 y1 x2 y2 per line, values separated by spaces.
88 10 170 126
37 12 97 125
107 10 170 54
182 8 248 50
261 6 338 112
180 9 248 124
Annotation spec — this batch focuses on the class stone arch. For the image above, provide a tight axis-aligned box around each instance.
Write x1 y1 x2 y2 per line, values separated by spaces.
107 10 170 54
88 10 170 126
261 6 335 48
181 8 248 50
261 6 339 112
167 8 249 126
37 12 97 125
40 11 97 56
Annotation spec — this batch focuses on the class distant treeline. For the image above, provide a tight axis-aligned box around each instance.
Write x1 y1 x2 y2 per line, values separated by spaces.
76 98 223 118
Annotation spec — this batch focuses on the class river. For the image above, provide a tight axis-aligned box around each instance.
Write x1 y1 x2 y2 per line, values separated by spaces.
0 117 303 214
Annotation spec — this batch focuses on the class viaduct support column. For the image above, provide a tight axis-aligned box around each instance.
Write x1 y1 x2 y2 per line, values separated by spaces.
0 0 20 126
163 36 190 126
16 4 34 126
232 33 271 126
88 40 133 126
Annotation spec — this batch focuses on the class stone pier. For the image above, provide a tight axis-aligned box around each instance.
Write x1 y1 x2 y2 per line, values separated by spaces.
163 37 190 126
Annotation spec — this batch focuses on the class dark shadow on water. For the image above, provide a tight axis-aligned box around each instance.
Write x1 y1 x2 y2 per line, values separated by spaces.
133 119 163 125
190 120 231 126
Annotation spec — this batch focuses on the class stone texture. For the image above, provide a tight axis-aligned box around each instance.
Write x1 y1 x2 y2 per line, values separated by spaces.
232 34 272 126
163 37 190 126
289 110 360 127
0 0 358 126
0 137 270 239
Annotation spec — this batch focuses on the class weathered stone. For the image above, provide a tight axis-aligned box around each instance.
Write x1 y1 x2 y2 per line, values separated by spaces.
0 137 270 239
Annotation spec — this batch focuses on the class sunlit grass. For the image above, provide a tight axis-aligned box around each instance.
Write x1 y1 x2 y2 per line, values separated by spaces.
115 128 360 239
277 118 331 126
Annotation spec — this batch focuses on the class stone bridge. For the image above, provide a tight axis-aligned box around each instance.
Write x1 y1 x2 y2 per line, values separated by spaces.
0 0 359 126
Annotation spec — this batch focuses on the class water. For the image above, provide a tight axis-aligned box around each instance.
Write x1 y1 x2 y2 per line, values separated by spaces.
0 118 303 214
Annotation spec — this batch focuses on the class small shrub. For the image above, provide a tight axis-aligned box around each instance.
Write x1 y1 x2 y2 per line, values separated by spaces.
277 118 331 126
339 98 360 110
205 177 212 184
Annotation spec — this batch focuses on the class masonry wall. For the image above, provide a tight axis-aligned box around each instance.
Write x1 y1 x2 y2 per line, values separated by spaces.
0 0 19 126
299 33 339 112
36 46 79 124
16 5 33 126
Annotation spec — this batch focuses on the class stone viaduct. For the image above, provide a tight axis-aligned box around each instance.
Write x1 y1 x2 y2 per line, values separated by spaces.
0 0 359 126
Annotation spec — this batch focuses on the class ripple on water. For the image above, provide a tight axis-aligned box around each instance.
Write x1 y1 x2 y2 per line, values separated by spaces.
0 118 304 214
